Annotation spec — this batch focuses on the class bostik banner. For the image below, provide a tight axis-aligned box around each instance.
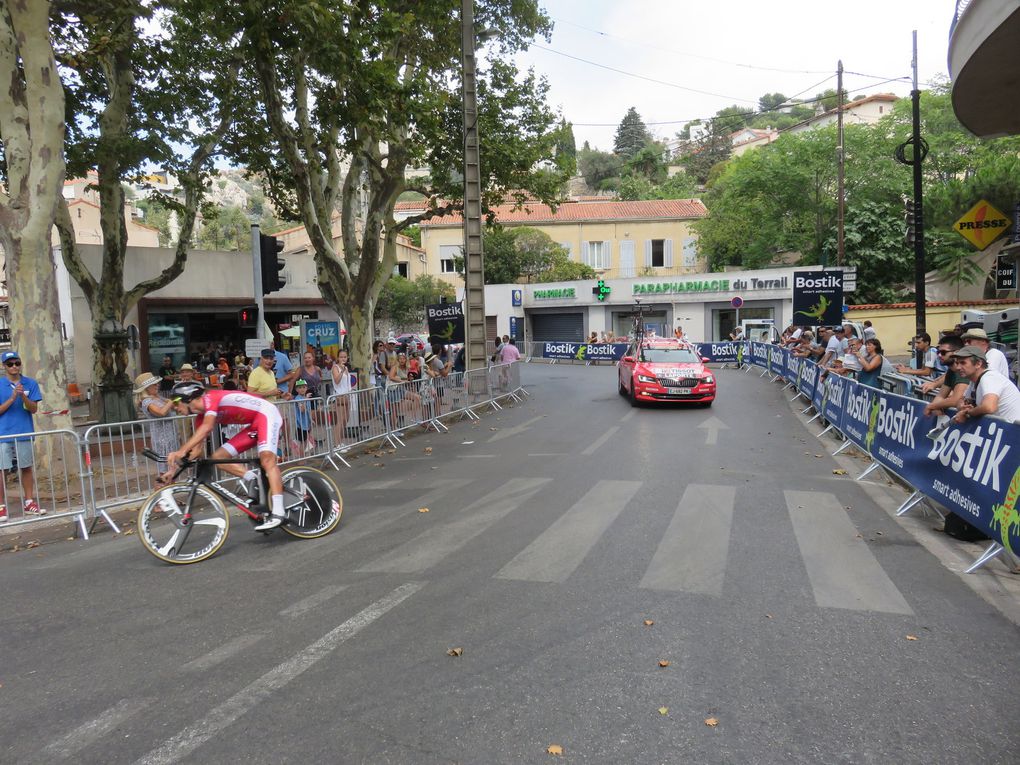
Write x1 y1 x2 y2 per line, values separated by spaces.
821 372 849 429
792 270 844 326
426 302 465 344
797 356 819 402
783 349 801 386
749 342 770 369
541 342 629 361
694 342 742 363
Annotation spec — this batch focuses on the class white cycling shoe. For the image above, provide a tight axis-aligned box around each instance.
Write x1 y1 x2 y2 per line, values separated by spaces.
253 514 285 532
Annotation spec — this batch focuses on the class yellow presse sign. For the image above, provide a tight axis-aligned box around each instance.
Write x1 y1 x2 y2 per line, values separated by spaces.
953 199 1011 250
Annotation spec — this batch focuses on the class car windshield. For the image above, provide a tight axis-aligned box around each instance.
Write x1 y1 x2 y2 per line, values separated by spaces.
641 347 700 363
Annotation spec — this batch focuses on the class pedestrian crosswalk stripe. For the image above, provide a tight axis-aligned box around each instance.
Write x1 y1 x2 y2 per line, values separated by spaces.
639 484 735 595
495 480 641 583
357 478 552 574
786 490 913 615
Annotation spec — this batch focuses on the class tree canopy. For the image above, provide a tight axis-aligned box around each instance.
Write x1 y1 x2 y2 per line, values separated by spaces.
613 107 651 159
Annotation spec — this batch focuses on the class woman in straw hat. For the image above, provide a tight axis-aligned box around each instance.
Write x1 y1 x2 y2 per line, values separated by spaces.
134 372 180 459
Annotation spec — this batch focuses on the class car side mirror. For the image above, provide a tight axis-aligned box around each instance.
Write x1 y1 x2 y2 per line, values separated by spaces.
701 357 711 363
622 356 634 363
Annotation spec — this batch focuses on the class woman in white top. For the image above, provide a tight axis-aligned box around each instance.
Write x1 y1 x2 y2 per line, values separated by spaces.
330 349 354 448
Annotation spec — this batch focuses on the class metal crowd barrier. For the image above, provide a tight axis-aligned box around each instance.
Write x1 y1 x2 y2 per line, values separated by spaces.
0 361 525 541
0 429 92 538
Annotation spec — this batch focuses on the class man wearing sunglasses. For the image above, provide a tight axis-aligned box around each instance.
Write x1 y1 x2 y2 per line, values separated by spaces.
0 350 45 522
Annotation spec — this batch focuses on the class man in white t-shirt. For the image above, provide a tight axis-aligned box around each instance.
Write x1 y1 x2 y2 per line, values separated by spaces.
895 332 938 378
819 327 842 368
951 346 1020 424
960 328 1011 379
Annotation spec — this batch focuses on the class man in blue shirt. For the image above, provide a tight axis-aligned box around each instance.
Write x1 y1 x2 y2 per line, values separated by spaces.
270 339 298 393
0 350 46 521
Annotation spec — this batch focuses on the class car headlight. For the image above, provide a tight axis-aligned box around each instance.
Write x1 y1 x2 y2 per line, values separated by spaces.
637 374 656 384
703 375 714 384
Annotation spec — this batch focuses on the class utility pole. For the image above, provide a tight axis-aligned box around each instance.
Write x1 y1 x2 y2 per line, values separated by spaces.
836 60 845 266
895 31 928 367
460 0 488 372
251 222 265 342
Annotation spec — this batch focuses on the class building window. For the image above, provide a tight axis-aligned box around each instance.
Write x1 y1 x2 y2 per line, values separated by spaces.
439 244 461 274
441 259 457 273
395 262 409 278
645 239 673 268
582 241 610 270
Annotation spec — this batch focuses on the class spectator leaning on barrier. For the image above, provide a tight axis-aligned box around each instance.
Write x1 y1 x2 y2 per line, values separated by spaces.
920 335 964 397
855 338 889 388
863 320 877 341
960 328 1012 380
841 336 864 374
248 349 290 400
134 372 180 461
818 327 842 368
923 337 971 418
729 326 743 342
951 346 1020 424
0 350 46 521
895 333 937 378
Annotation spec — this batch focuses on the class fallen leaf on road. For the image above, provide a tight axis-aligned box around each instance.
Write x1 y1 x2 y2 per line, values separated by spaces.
461 441 474 445
658 660 670 668
765 614 773 619
385 448 396 454
431 466 439 470
489 427 498 431
705 717 719 727
905 635 918 641
418 508 430 513
447 647 463 657
832 469 848 475
644 619 654 627
122 529 135 536
25 540 40 549
424 447 433 454
373 462 385 467
546 744 563 756
658 707 669 716
814 454 822 458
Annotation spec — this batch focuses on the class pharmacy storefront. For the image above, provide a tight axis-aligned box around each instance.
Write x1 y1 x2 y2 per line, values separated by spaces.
489 266 823 344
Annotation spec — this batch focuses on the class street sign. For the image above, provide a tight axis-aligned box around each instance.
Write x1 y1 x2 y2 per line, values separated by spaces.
953 199 1011 250
995 254 1017 291
731 296 744 308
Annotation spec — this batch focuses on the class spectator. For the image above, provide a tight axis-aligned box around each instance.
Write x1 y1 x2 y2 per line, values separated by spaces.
854 338 891 388
951 346 1020 424
588 331 599 344
292 379 315 453
791 330 815 358
387 351 420 431
500 337 522 364
818 327 842 368
841 336 864 375
491 335 508 363
370 340 388 388
330 348 353 451
923 337 970 418
424 344 452 417
298 351 323 399
0 350 46 520
674 324 685 340
452 344 466 374
205 364 222 389
895 333 937 378
729 326 744 342
157 355 176 394
270 339 299 395
960 328 1011 379
863 320 877 341
133 372 180 463
177 363 197 382
247 349 289 400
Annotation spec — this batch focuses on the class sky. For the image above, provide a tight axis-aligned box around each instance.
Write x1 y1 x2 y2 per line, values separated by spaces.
512 0 958 150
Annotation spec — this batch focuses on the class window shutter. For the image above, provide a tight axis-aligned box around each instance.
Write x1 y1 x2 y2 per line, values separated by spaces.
581 241 591 267
644 240 652 268
602 241 610 270
664 239 674 267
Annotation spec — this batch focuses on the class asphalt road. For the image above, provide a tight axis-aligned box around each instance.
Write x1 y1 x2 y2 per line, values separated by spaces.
2 362 1019 764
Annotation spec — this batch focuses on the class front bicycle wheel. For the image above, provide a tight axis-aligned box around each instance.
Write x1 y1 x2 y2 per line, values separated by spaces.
279 466 343 539
137 483 230 564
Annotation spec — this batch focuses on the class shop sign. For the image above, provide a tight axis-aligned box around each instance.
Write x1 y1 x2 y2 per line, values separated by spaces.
534 288 576 299
632 276 789 296
954 199 1011 250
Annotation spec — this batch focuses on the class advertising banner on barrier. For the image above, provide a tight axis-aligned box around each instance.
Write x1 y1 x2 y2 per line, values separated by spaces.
783 349 800 385
749 342 769 369
821 372 849 429
798 356 819 402
695 342 742 363
541 342 629 361
840 378 877 451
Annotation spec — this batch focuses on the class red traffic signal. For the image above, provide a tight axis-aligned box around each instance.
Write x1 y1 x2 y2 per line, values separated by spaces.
238 305 259 328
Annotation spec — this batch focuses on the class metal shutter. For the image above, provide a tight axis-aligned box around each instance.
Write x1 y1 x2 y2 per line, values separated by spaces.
531 313 584 341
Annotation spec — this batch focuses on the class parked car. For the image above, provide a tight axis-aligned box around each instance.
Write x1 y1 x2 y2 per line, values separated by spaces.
394 333 429 354
618 338 716 407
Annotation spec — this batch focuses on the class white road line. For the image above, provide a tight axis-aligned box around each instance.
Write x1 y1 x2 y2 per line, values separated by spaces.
621 410 637 422
43 697 155 760
134 582 426 765
581 425 620 456
487 414 547 442
527 453 566 457
181 633 267 673
278 584 349 618
639 485 736 595
358 478 551 574
786 490 913 615
461 454 497 458
496 480 641 583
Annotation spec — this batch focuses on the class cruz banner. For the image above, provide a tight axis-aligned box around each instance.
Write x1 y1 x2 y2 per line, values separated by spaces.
792 270 844 326
426 302 465 344
541 342 629 361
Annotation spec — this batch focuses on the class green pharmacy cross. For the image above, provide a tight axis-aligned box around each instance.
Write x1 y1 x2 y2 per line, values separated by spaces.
593 280 611 301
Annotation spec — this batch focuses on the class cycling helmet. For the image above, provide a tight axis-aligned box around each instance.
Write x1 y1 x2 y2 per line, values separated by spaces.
171 381 205 402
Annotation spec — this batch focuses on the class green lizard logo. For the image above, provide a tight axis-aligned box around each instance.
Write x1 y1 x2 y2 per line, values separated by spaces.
575 344 587 360
865 394 880 454
434 321 455 341
736 344 744 365
990 467 1020 556
795 295 831 321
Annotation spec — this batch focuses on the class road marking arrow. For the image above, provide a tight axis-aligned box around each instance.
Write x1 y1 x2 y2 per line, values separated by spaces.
697 416 730 445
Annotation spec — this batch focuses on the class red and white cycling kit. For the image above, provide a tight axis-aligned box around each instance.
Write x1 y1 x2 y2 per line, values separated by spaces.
198 390 282 456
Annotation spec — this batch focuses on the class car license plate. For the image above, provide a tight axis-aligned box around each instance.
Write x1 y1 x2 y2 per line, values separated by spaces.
667 388 692 395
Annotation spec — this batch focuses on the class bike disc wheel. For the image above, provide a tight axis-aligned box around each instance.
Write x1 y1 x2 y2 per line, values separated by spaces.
137 483 230 564
279 467 343 539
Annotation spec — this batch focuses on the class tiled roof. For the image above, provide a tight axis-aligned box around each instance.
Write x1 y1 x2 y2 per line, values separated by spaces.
419 198 708 226
849 297 1017 310
394 200 428 210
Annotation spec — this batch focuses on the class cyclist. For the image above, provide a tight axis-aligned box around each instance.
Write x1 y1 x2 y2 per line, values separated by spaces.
163 381 287 531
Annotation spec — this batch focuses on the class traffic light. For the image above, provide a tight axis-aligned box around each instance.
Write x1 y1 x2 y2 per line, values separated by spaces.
238 305 259 328
904 198 917 247
259 233 286 294
592 279 611 301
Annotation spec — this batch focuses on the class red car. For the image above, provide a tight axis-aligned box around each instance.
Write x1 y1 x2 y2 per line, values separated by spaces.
618 338 716 406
